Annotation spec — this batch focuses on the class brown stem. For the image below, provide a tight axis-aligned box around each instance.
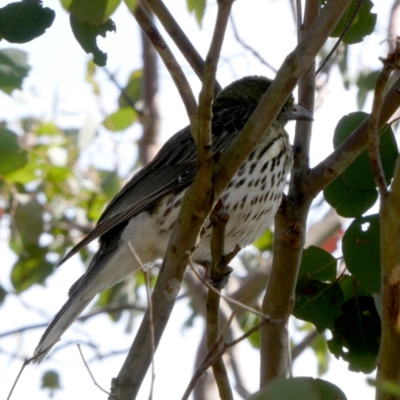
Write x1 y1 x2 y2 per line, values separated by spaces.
367 51 400 197
207 202 233 400
308 74 400 196
143 0 222 94
213 0 352 199
132 2 198 128
376 156 400 400
111 1 352 397
140 6 160 165
260 0 319 386
316 0 366 75
230 15 277 73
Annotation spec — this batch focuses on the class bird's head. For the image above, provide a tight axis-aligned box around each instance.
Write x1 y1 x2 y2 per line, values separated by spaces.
213 76 313 125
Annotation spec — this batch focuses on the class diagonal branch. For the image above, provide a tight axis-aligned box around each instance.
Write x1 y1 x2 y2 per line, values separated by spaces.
367 51 400 197
111 1 353 397
212 0 352 198
110 2 233 398
308 74 400 196
260 0 319 385
132 2 198 128
144 0 222 94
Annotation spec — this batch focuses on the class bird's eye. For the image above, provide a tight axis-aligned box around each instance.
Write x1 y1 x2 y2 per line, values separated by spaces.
281 104 288 113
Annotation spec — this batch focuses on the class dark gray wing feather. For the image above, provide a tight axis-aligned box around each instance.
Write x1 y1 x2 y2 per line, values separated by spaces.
56 104 254 267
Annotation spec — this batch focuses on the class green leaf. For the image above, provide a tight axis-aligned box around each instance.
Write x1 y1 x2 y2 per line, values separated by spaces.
0 49 30 94
3 151 44 184
0 2 55 43
333 112 398 189
253 229 273 252
330 0 376 44
87 193 107 221
299 246 337 281
339 275 372 303
36 121 60 136
11 245 53 292
102 107 137 132
238 312 260 348
46 166 72 183
0 285 7 306
62 0 121 24
118 69 143 109
41 370 61 392
324 174 378 217
249 377 347 400
0 129 28 173
342 214 380 293
13 194 44 246
69 15 116 66
85 60 100 96
328 296 380 373
311 334 330 376
99 169 121 199
124 0 137 12
186 0 206 27
294 278 344 331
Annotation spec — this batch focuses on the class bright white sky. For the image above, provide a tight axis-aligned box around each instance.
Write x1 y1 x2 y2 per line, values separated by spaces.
0 0 396 399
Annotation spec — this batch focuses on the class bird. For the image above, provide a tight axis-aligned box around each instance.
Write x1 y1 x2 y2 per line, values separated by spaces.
33 75 312 362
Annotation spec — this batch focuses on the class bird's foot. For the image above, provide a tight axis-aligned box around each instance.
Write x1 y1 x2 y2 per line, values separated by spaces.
199 244 241 289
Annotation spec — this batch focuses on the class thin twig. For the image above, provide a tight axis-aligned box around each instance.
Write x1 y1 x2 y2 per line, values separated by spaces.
367 51 400 197
291 329 319 361
111 1 353 396
103 67 143 115
206 201 233 400
230 15 277 73
132 2 198 128
198 3 235 396
316 0 365 75
308 73 400 195
143 0 222 94
182 308 237 400
0 303 146 338
143 269 156 400
6 358 30 400
188 259 276 321
182 317 267 400
127 242 156 400
77 345 118 399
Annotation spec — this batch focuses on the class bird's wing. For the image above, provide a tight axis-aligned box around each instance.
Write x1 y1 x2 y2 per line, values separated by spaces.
56 104 254 267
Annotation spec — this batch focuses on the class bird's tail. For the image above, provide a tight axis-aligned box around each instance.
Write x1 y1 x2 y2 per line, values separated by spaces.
33 248 123 363
33 290 92 363
33 235 144 363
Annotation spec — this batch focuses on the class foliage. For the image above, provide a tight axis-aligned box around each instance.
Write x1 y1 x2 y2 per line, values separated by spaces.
0 0 396 399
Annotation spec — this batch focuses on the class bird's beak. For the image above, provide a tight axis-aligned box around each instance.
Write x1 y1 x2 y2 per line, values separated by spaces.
286 104 314 121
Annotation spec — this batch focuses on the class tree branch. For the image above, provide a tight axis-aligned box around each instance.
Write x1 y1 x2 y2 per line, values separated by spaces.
110 2 233 398
207 203 233 400
212 0 352 199
140 5 161 165
144 0 222 94
367 52 400 197
111 0 352 397
132 2 198 128
230 15 277 73
316 0 366 75
308 73 400 196
260 0 319 385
